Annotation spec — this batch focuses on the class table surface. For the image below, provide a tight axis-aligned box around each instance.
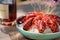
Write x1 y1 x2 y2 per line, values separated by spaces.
0 25 11 40
0 24 30 40
0 24 60 40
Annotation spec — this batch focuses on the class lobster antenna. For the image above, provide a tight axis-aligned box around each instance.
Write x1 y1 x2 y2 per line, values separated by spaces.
30 0 42 12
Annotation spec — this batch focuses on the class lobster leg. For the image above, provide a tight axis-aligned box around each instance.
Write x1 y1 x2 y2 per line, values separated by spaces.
47 22 59 33
34 20 46 33
42 14 59 33
47 16 59 33
23 17 34 31
33 16 46 33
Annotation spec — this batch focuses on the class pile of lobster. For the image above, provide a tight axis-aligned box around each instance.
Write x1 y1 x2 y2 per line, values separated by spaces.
17 12 60 33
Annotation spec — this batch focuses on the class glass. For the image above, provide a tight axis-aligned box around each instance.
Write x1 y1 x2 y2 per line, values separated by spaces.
0 0 16 34
0 0 16 26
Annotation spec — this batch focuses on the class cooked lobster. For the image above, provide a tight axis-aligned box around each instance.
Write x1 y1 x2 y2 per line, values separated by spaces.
18 12 60 33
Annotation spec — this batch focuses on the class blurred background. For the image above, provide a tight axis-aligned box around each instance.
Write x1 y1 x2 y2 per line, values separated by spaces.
0 0 60 40
17 0 60 18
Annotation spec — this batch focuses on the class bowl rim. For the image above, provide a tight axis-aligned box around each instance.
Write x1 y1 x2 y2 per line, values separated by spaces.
16 24 60 35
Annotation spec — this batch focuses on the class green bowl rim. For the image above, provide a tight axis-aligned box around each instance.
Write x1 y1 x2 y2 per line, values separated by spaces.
16 25 60 35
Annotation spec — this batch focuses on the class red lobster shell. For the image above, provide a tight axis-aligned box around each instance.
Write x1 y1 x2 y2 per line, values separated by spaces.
19 12 60 33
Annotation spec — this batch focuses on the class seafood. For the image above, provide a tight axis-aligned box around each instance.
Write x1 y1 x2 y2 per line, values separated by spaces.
19 12 60 33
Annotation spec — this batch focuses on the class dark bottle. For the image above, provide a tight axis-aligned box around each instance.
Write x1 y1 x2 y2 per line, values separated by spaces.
9 1 16 22
0 0 16 26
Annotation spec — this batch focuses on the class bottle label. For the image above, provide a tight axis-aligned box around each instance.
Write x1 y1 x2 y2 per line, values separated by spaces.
0 4 9 19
